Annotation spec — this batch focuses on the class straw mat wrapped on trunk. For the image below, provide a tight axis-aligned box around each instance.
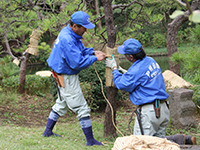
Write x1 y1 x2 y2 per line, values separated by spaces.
26 29 43 56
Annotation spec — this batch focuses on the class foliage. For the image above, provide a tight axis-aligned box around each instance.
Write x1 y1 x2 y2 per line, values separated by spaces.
80 82 99 111
135 32 151 47
1 75 51 96
0 0 86 59
170 9 200 23
152 33 166 48
177 30 185 46
79 61 106 107
29 42 52 64
171 47 200 72
49 75 58 101
171 46 200 106
190 85 200 107
187 24 200 44
0 55 20 81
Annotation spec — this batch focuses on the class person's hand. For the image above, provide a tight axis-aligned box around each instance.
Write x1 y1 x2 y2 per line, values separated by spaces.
94 50 103 55
105 54 117 70
118 66 127 73
94 51 106 61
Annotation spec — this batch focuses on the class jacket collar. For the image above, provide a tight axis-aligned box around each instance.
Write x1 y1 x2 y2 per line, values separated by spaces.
66 24 83 40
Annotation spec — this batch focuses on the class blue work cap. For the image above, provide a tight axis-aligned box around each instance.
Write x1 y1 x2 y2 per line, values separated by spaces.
117 38 142 54
71 11 95 29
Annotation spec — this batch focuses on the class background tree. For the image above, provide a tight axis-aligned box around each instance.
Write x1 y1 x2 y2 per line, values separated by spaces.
167 0 200 75
0 0 82 93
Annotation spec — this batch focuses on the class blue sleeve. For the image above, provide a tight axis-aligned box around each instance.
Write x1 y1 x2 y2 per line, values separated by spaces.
62 38 97 70
112 69 141 93
82 46 94 55
79 39 94 55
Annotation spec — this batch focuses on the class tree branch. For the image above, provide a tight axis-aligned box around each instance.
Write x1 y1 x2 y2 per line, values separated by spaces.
183 0 193 14
3 32 17 60
176 0 187 7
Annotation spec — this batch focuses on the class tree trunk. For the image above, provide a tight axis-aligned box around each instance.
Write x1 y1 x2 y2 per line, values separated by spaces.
167 0 199 75
102 0 116 48
102 0 118 137
19 52 30 94
104 86 118 137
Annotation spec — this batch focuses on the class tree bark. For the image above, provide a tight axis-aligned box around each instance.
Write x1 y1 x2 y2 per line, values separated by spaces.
102 0 118 137
167 0 199 75
19 52 30 94
3 33 17 60
167 17 187 76
104 86 118 137
102 0 116 48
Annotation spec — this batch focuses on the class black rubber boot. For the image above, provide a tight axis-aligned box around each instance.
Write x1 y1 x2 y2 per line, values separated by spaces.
43 118 62 137
82 126 102 146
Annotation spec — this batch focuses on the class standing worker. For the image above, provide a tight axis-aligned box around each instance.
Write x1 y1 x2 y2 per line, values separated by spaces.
105 38 196 145
43 11 105 146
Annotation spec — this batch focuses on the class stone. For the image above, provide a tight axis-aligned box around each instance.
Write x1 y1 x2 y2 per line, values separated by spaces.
163 70 193 89
167 88 198 129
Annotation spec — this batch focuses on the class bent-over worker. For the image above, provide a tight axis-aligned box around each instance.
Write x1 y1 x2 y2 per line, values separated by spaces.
105 38 196 145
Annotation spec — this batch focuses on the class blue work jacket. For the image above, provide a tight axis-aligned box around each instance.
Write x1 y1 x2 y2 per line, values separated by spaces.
113 56 169 106
47 24 97 75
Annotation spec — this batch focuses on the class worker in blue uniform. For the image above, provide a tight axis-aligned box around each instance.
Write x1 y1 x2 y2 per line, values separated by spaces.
105 38 196 145
43 11 105 146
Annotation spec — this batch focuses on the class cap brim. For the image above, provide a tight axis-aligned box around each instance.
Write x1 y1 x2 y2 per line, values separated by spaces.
117 45 126 54
82 23 95 29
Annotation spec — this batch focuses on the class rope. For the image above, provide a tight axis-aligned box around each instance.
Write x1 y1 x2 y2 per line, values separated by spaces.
128 111 135 134
30 35 40 40
106 54 119 57
28 44 38 48
93 62 124 137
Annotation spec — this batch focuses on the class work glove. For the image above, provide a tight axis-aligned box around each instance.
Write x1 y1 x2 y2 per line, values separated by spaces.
118 66 127 74
105 54 117 70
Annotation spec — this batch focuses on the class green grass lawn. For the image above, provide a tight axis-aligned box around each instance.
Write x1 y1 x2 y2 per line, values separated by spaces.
0 108 199 150
0 117 115 150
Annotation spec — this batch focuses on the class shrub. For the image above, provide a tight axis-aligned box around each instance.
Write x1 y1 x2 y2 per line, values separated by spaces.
186 24 200 45
0 56 20 81
135 32 151 47
2 75 51 96
79 61 124 108
171 47 200 106
177 30 185 46
152 33 166 48
80 82 99 111
79 61 107 107
49 75 57 101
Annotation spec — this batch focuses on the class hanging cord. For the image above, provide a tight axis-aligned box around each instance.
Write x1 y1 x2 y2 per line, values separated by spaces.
128 111 135 134
93 62 124 137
